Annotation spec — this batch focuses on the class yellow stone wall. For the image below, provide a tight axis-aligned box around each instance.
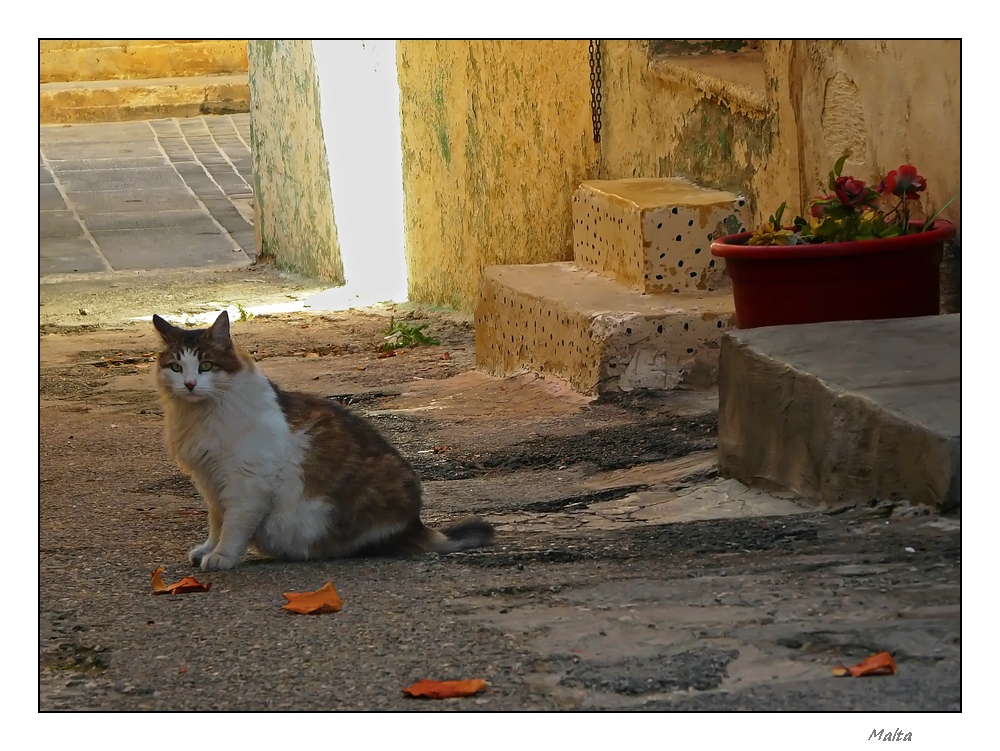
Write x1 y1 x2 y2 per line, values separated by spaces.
40 40 248 83
596 40 799 231
397 40 803 311
397 41 595 310
248 40 344 283
782 40 960 226
247 40 958 311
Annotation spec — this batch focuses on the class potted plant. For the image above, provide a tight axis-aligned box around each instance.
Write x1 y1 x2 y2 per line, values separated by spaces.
710 155 958 329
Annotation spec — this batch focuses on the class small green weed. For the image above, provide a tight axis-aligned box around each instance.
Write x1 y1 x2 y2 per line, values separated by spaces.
380 317 440 351
235 303 254 322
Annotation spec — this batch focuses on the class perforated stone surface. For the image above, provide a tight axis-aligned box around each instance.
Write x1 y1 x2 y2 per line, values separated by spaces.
573 178 749 294
475 262 736 395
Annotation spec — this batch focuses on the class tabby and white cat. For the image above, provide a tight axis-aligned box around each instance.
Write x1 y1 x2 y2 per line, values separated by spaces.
152 311 493 571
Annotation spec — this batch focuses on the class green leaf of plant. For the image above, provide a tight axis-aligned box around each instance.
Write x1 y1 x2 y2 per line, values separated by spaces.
921 192 960 232
814 218 841 238
834 153 849 178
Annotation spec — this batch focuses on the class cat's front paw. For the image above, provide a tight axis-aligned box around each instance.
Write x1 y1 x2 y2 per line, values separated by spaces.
200 551 239 571
188 541 215 567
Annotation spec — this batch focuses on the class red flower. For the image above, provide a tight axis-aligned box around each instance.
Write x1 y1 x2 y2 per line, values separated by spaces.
881 165 926 199
810 195 834 218
834 176 869 207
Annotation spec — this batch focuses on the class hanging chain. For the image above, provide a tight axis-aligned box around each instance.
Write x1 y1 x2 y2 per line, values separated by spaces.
589 40 603 144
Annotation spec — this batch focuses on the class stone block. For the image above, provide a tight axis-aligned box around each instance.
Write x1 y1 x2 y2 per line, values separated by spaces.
476 262 735 395
718 315 960 512
573 178 749 294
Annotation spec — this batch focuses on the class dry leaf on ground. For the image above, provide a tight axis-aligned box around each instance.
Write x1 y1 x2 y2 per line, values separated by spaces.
150 567 211 595
831 651 897 677
402 679 488 699
282 582 344 614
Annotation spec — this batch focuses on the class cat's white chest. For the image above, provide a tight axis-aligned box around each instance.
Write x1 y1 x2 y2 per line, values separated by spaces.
170 373 301 486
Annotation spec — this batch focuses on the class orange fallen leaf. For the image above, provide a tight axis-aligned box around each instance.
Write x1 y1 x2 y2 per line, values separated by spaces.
402 679 488 699
377 350 397 359
151 567 169 593
169 576 212 594
304 352 320 358
282 582 344 614
150 567 211 595
832 651 897 677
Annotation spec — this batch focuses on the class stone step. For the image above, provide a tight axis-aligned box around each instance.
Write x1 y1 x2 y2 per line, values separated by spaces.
573 178 749 294
39 75 250 124
40 40 247 83
719 315 960 512
475 262 736 395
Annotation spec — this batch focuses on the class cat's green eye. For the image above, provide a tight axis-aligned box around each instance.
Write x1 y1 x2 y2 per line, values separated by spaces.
199 361 213 373
168 363 182 373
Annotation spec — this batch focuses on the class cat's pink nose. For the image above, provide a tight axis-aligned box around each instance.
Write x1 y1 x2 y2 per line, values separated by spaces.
184 382 196 392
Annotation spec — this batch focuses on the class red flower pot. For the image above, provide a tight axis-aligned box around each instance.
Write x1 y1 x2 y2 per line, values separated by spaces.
710 221 956 329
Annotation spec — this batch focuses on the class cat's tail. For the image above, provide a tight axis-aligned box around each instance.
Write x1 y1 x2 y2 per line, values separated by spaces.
423 516 495 554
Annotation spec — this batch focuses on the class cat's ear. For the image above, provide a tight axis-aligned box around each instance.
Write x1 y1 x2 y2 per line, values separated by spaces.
152 314 177 343
208 310 232 346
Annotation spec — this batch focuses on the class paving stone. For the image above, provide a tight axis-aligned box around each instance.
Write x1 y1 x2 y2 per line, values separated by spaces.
39 115 258 275
194 154 232 166
230 231 257 257
90 227 250 270
40 183 67 211
66 189 200 214
47 157 169 172
81 209 218 232
40 210 84 238
39 237 109 274
40 254 110 275
56 167 184 193
42 140 163 160
40 121 153 143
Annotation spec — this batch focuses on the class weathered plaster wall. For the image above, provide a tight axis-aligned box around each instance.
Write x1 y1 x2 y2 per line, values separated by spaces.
248 40 344 283
782 40 960 228
597 40 800 228
40 40 248 83
397 41 594 310
390 40 958 313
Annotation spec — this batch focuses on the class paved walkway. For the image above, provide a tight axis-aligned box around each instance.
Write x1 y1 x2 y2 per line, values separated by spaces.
40 115 256 276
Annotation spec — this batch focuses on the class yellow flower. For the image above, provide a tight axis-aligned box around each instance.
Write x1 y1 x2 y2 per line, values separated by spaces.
748 226 794 246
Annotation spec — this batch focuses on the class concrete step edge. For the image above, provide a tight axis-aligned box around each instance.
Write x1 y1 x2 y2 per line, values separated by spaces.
40 77 250 124
476 262 736 395
41 75 249 93
718 315 960 512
